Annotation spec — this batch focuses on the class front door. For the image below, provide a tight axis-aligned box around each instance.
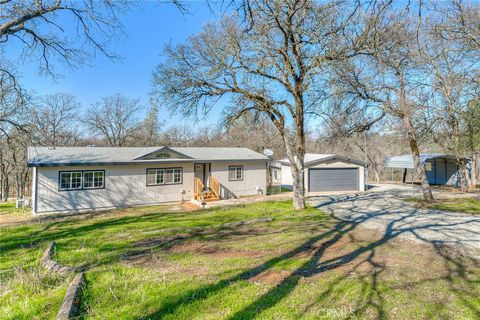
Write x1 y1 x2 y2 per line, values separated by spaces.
194 163 205 185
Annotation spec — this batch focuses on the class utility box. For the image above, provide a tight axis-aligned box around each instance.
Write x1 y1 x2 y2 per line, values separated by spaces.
16 199 30 209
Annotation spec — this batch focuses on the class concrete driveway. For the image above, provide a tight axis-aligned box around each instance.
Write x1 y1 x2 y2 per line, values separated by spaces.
308 184 480 257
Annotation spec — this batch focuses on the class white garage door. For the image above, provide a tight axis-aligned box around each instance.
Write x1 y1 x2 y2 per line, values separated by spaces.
309 168 359 192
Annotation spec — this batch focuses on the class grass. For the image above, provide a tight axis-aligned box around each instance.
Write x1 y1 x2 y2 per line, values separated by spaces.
1 200 480 319
406 197 480 214
0 202 16 214
266 185 292 194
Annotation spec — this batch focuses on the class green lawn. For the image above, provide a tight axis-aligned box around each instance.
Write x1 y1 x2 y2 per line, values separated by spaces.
407 197 480 214
1 201 480 319
266 185 291 194
0 202 16 214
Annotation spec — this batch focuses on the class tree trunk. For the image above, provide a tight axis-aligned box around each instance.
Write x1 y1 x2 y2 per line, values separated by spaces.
457 158 469 192
282 135 305 210
404 116 434 202
372 164 380 183
402 168 407 183
2 179 9 202
0 167 2 201
471 153 478 189
291 158 305 210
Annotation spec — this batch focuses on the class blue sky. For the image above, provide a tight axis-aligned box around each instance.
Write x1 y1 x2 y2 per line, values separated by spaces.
6 1 224 127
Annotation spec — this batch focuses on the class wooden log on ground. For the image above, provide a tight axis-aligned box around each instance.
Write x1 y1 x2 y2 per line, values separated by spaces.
40 241 73 274
56 272 86 320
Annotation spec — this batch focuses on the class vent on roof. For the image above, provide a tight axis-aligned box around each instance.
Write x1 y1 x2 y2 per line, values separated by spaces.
156 152 172 158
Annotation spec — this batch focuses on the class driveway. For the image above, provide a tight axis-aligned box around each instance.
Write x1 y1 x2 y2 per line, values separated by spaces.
308 184 480 257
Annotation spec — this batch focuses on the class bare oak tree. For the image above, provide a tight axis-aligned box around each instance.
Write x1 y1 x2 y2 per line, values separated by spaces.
153 0 377 209
0 0 128 143
429 0 480 189
0 60 25 137
30 93 80 146
0 0 128 77
462 100 480 187
432 0 480 53
421 26 477 191
83 94 143 147
333 8 436 201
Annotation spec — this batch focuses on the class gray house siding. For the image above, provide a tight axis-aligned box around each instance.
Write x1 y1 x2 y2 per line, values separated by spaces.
211 160 267 198
33 160 267 214
34 163 195 214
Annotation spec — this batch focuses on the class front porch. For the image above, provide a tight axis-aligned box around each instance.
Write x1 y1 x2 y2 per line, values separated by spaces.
193 163 220 203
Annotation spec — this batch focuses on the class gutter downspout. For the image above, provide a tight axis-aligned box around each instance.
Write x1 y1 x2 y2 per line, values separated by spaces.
32 167 37 216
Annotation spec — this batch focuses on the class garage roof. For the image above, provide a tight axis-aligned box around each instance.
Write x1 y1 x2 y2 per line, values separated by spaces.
279 153 365 166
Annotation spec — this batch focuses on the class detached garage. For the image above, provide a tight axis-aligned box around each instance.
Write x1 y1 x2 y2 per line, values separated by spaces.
279 154 366 193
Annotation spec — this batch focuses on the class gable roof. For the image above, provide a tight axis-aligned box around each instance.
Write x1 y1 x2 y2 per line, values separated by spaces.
279 153 365 166
27 146 268 167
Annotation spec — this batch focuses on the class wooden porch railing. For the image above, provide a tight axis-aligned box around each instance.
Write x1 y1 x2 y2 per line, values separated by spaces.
209 175 220 199
194 177 204 201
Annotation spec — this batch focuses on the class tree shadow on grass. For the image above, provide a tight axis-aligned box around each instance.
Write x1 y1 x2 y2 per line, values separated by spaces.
1 205 270 255
140 192 480 319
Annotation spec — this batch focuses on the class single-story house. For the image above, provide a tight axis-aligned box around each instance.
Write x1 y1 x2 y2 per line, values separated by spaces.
27 146 268 215
279 154 366 192
384 154 470 186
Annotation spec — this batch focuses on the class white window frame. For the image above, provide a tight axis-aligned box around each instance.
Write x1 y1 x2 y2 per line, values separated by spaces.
59 170 105 191
59 171 83 191
147 168 183 186
228 165 244 181
83 170 105 189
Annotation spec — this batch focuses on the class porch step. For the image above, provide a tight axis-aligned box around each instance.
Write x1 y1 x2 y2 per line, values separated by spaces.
202 190 219 201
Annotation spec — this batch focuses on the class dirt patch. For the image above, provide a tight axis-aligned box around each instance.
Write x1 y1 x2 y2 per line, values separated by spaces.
122 252 210 276
0 211 32 227
248 270 292 285
135 234 191 249
181 202 201 211
169 241 267 259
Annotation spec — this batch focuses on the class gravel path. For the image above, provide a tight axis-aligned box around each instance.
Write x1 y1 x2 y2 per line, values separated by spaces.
308 185 480 257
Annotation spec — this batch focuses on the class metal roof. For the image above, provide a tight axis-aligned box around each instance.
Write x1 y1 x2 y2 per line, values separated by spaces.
279 153 365 166
384 154 466 169
27 146 268 167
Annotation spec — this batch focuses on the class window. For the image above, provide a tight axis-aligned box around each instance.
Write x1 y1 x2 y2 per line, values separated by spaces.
147 169 165 185
83 171 105 189
59 170 105 191
147 168 182 186
59 171 82 190
170 168 182 184
229 165 243 181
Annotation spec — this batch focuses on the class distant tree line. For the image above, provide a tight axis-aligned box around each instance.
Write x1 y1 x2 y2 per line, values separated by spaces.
0 91 289 200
